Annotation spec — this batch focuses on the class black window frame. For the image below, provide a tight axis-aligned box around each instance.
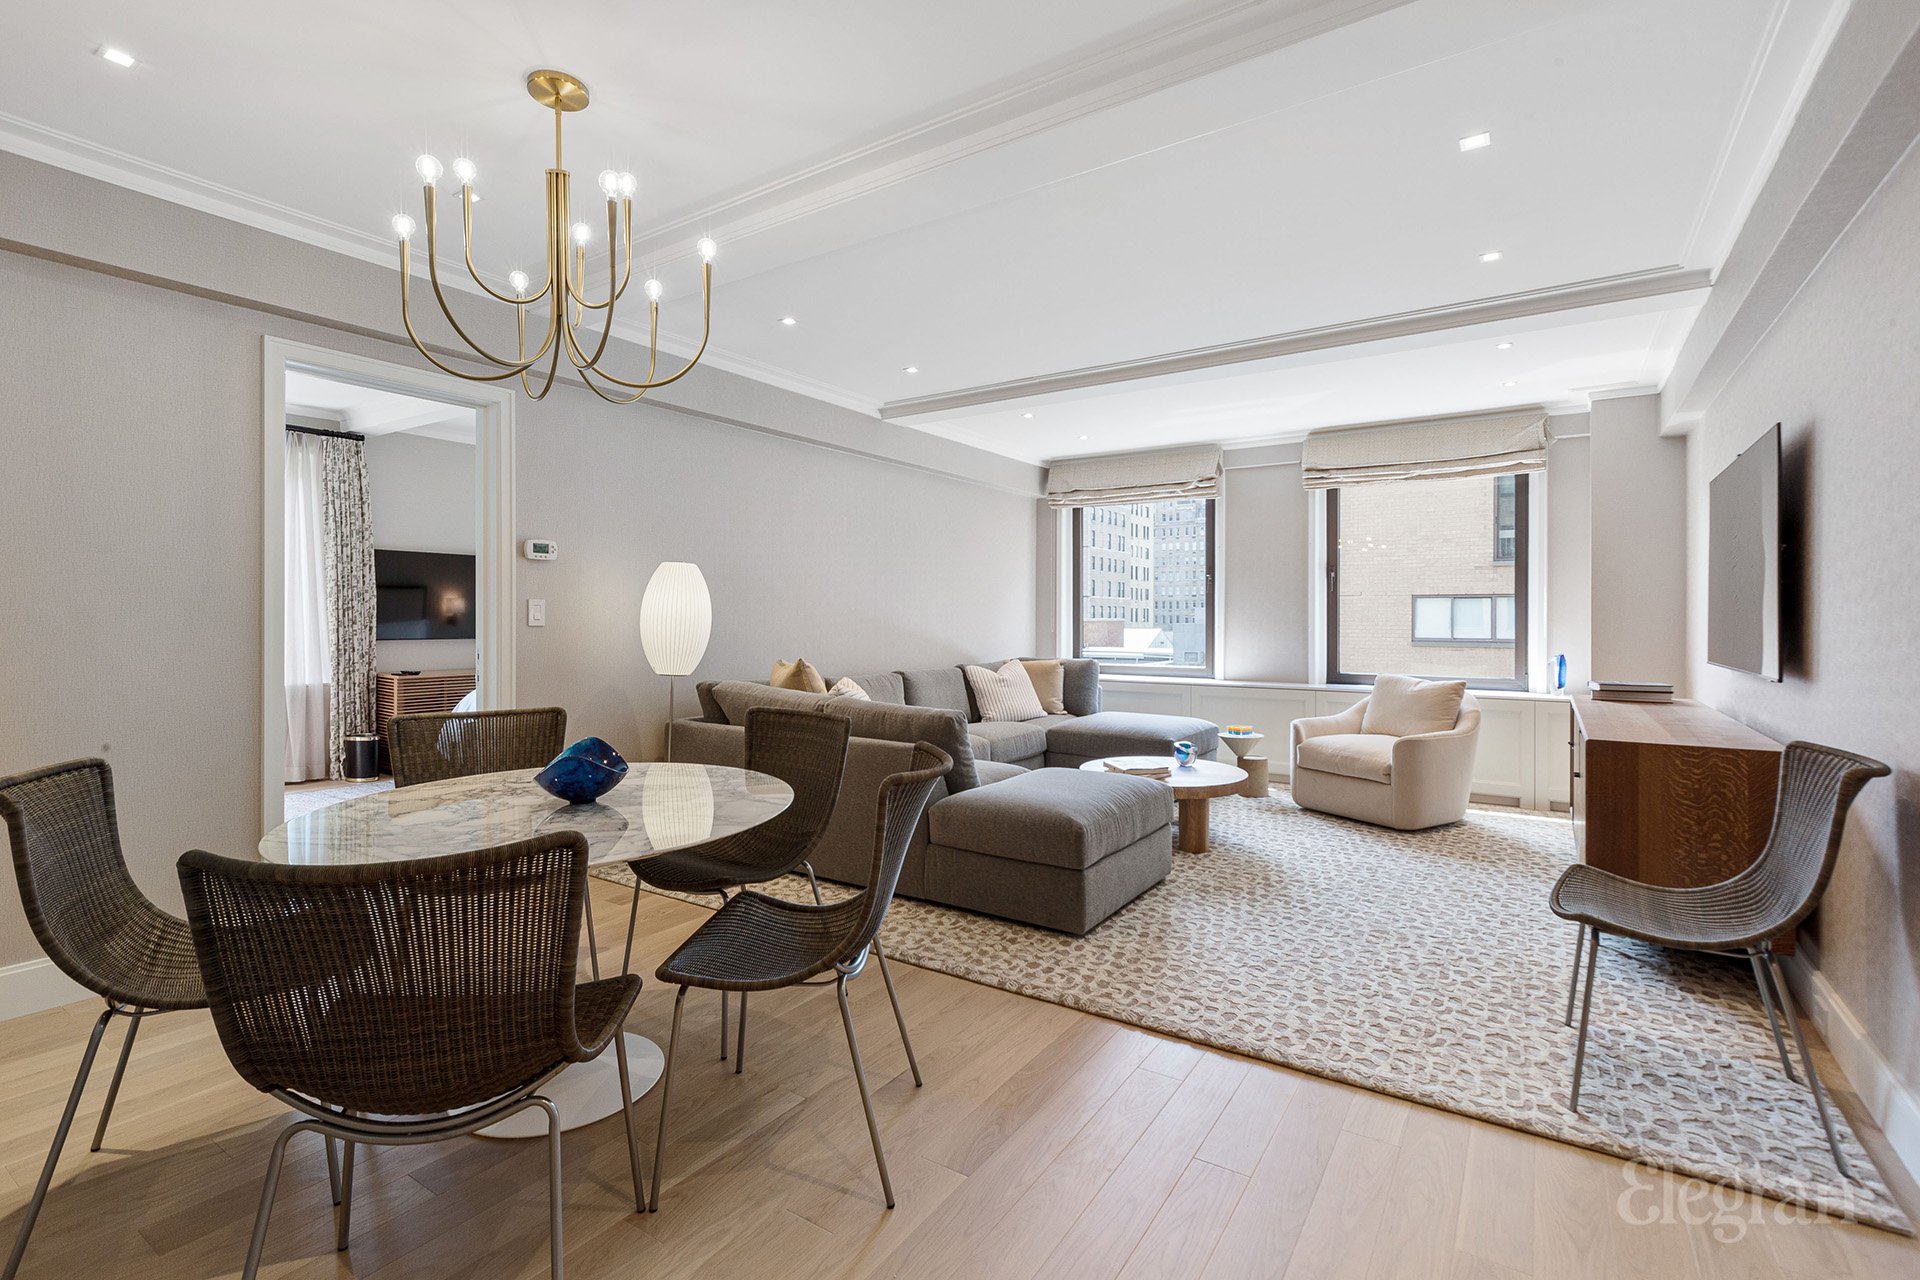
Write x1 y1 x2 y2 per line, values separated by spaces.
1493 474 1518 564
1072 497 1217 678
1327 474 1530 690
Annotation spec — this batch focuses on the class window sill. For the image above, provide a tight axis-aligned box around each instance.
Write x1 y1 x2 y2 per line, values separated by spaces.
1097 673 1570 703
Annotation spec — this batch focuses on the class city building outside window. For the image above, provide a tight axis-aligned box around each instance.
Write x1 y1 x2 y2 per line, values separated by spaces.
1328 473 1529 688
1073 497 1214 673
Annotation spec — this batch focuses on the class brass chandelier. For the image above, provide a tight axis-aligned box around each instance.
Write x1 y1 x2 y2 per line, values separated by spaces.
390 69 715 403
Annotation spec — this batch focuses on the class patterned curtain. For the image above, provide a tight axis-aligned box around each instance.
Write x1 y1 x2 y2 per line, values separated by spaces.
318 436 377 779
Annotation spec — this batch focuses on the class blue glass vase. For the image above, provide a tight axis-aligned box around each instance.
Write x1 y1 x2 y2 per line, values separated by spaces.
535 737 629 805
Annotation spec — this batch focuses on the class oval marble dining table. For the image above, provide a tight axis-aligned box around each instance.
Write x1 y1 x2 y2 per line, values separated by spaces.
259 763 793 1138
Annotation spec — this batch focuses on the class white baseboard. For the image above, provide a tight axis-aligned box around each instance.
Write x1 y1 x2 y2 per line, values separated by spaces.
0 957 90 1022
1782 951 1920 1188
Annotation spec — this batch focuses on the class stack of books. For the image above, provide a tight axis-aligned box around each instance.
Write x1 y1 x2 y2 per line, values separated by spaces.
1587 680 1675 703
1104 760 1172 779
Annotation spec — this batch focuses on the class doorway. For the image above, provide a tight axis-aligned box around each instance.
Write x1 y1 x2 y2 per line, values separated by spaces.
261 339 515 832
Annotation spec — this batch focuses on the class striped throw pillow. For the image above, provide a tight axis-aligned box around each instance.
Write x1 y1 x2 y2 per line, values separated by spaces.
963 660 1047 722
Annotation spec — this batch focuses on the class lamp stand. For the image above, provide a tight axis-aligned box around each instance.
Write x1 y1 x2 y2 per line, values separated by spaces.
666 676 678 761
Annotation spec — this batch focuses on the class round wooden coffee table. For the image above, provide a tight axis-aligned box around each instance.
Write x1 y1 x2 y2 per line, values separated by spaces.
1079 756 1248 854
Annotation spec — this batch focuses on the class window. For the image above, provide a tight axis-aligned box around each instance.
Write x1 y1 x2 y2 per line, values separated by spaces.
1328 473 1529 688
1073 497 1214 673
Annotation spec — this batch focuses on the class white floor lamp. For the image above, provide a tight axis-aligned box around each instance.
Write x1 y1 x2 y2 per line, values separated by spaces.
639 562 712 760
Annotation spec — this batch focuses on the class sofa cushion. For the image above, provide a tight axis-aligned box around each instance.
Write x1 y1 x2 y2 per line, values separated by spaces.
1043 711 1220 761
930 768 1172 871
973 760 1028 785
1296 733 1396 784
827 671 906 705
1361 674 1465 738
966 718 1051 763
900 667 972 717
1059 658 1102 717
705 680 980 791
770 658 828 693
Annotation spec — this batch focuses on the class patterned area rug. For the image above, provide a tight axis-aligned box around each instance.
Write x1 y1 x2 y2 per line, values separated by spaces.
282 779 392 819
594 788 1910 1231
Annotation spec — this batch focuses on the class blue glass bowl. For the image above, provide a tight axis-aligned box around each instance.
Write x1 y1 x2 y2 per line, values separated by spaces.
535 737 628 805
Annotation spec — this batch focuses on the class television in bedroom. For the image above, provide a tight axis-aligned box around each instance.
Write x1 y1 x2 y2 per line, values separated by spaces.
1707 423 1782 681
375 549 477 641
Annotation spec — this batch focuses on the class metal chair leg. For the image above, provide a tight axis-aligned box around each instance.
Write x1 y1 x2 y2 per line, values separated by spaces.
89 1009 144 1152
325 1136 342 1206
583 894 601 982
334 1141 356 1252
1764 950 1854 1180
3 1008 112 1280
1569 927 1601 1113
734 992 749 1076
538 1097 565 1279
717 891 731 1061
1563 924 1586 1027
621 883 643 976
242 1118 317 1280
836 975 896 1209
803 861 823 906
611 1027 647 1213
873 942 922 1087
1747 949 1798 1083
650 987 688 1212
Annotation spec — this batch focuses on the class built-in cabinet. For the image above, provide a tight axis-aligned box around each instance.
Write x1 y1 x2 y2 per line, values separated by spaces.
1100 676 1571 812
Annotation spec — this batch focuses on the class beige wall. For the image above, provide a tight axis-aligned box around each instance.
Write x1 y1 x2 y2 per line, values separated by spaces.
0 160 1042 973
1544 422 1592 692
363 430 479 674
1686 139 1920 1107
1589 392 1689 691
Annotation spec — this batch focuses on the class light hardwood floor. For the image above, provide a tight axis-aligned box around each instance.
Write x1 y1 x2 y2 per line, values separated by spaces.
1 877 1914 1279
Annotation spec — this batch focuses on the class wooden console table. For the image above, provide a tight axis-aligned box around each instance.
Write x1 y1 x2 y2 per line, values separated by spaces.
1570 694 1787 947
374 669 477 770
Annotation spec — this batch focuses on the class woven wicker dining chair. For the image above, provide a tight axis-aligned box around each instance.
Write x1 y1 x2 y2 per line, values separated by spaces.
177 833 647 1280
0 758 209 1280
387 706 569 789
650 742 952 1212
1551 740 1889 1177
617 707 914 1077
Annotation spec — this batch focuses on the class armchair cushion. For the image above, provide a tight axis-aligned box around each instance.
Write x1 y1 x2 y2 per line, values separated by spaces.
1360 674 1465 738
1295 733 1397 784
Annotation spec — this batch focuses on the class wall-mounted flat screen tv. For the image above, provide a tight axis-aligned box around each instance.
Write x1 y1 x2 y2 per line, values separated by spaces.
1707 423 1782 681
375 549 477 641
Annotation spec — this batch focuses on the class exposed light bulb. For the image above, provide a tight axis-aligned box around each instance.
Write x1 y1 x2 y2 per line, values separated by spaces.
644 278 664 303
598 169 621 198
617 171 637 198
391 214 416 241
572 222 592 246
415 154 443 185
508 269 530 296
696 237 718 262
452 157 476 186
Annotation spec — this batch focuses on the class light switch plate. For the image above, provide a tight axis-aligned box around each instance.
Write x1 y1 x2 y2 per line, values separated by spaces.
527 598 546 627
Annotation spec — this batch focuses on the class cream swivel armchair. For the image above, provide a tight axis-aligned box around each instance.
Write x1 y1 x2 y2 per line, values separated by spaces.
1289 675 1481 830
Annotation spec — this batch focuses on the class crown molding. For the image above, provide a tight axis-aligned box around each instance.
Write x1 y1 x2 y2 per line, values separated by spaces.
881 267 1713 419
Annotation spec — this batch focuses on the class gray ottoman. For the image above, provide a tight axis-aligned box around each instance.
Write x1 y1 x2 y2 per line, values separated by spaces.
923 768 1173 934
1043 712 1222 769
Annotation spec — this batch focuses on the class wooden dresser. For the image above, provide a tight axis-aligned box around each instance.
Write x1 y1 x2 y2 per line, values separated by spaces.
1570 694 1786 945
374 669 477 767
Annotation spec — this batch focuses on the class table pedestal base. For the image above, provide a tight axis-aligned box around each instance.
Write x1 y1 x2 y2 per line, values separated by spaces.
476 1033 664 1138
1177 797 1212 853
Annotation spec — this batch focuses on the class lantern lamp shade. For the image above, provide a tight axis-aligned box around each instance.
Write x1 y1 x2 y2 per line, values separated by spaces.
639 561 712 677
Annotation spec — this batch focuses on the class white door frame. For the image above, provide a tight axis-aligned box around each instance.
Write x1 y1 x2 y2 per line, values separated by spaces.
260 336 516 834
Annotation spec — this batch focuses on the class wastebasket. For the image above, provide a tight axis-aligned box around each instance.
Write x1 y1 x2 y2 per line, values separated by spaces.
343 734 381 781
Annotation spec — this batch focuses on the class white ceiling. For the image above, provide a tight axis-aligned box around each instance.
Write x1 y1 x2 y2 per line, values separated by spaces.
3 0 1843 462
285 370 477 444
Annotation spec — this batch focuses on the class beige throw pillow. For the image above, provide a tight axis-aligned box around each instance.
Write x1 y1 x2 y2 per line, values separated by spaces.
769 658 828 694
1019 659 1067 715
827 676 870 700
963 660 1047 722
1361 673 1466 738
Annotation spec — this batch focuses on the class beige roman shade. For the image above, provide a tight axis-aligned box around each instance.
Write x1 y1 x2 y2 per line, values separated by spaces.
1046 445 1222 509
1300 411 1550 489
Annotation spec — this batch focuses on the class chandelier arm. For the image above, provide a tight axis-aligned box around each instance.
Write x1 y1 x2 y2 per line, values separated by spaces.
565 265 712 390
565 199 626 371
572 199 635 311
399 246 547 383
576 366 651 404
421 186 555 370
461 187 551 305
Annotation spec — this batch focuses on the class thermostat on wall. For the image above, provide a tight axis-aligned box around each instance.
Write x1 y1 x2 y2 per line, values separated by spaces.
522 539 559 560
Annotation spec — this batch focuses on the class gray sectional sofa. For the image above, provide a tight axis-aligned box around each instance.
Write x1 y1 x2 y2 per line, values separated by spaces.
670 658 1219 933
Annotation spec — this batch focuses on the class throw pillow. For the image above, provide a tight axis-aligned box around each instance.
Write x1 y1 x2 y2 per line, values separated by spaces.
963 659 1047 722
770 658 827 694
828 676 870 700
1361 673 1465 738
1019 659 1067 715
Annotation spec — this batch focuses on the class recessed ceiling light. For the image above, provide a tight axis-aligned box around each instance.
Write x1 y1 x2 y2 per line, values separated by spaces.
1496 341 1513 350
1022 412 1034 419
903 365 918 374
1078 435 1089 441
777 316 796 326
97 46 137 68
1480 251 1503 263
1458 132 1492 152
1503 380 1517 388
